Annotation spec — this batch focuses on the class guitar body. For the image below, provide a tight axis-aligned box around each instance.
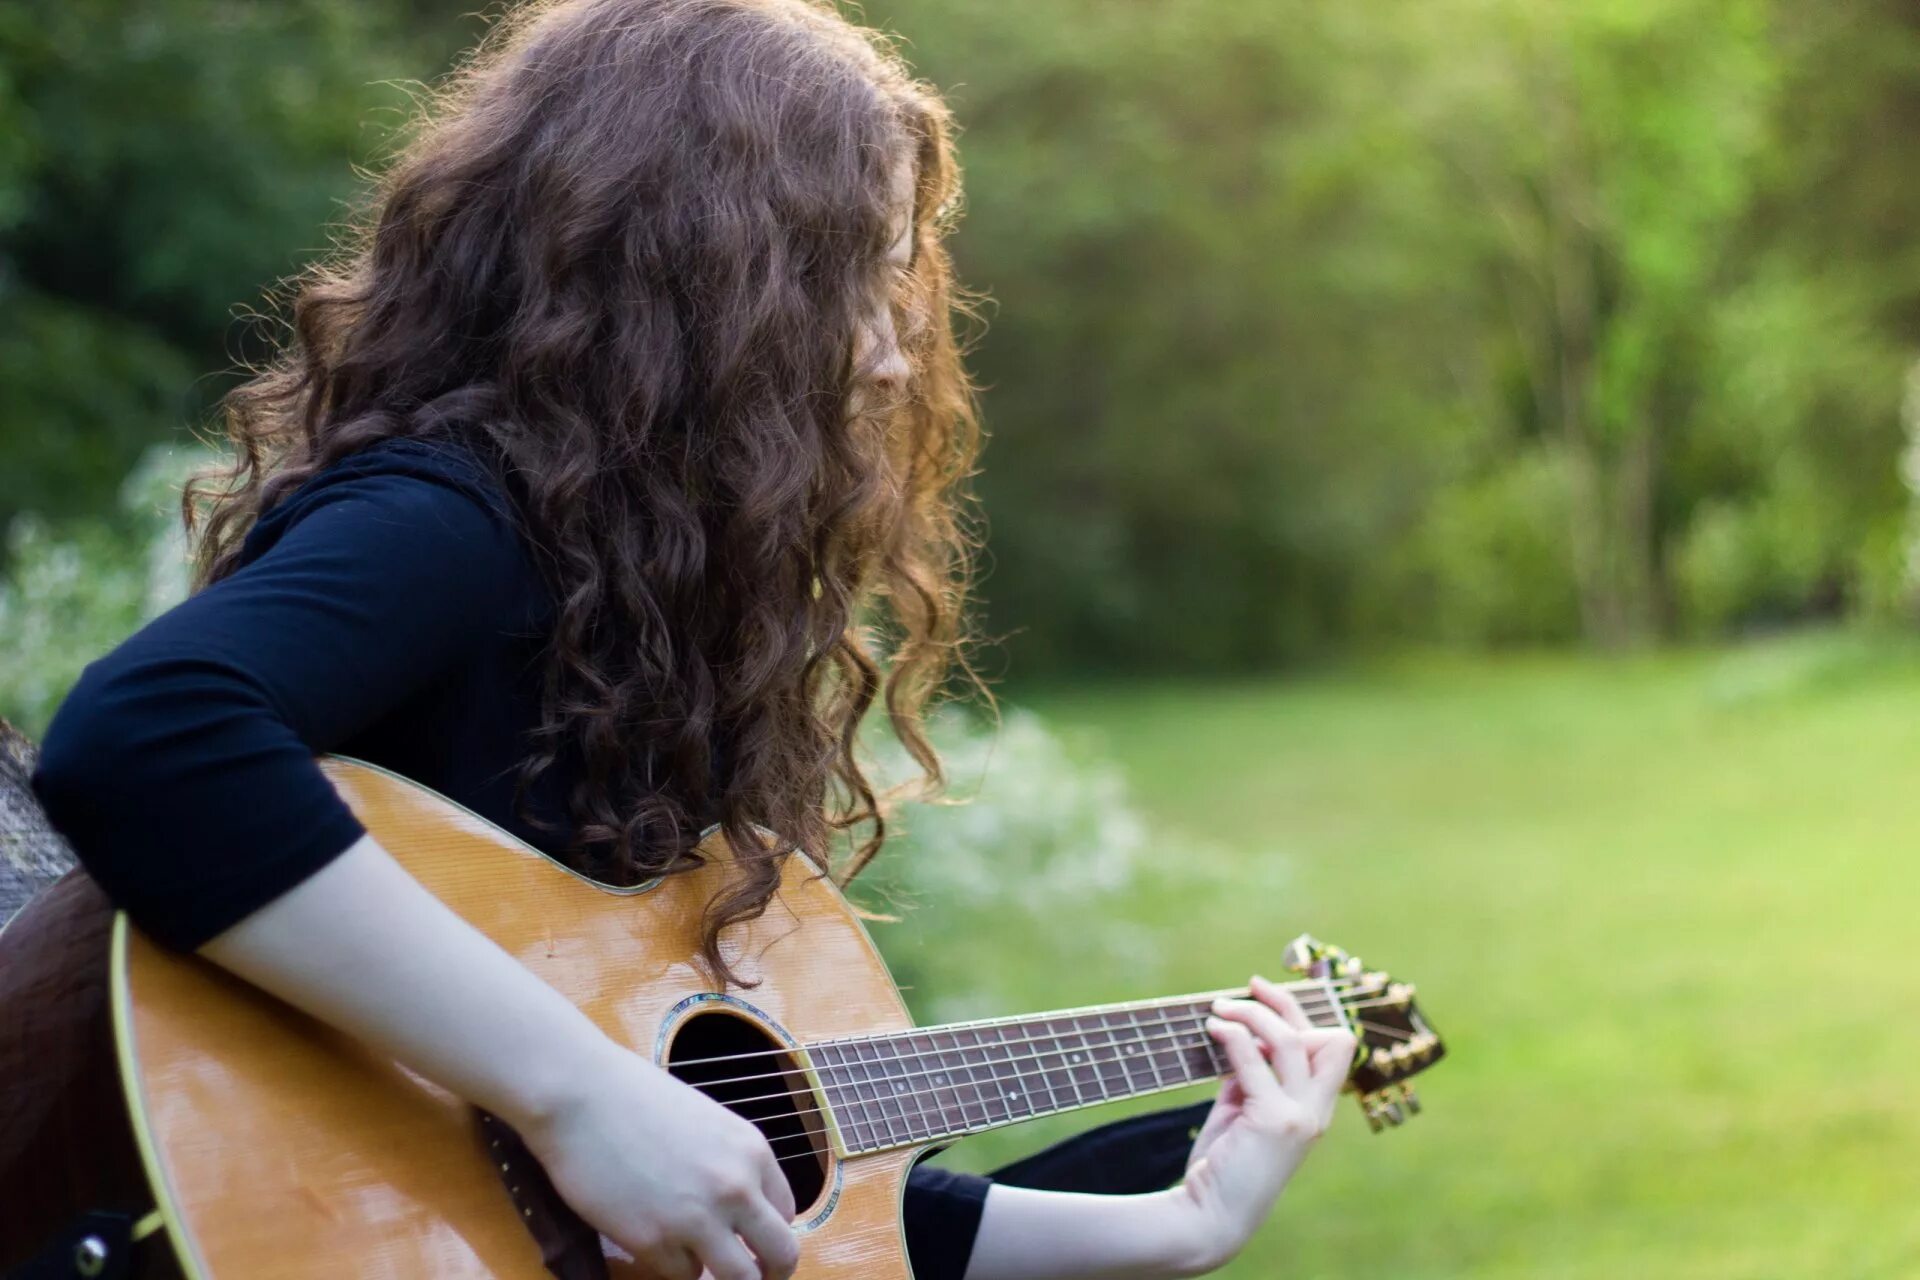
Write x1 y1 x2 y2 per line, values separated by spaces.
7 758 922 1279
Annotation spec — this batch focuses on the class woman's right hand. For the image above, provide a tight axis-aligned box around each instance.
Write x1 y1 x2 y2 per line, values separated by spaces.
518 1040 801 1280
193 836 801 1278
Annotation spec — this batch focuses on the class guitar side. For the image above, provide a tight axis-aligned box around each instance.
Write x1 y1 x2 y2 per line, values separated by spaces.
114 756 925 1280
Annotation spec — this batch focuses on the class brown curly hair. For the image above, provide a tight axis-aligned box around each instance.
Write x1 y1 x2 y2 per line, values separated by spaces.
186 0 989 985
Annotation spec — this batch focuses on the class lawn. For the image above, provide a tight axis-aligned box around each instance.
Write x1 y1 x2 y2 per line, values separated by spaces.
902 632 1920 1279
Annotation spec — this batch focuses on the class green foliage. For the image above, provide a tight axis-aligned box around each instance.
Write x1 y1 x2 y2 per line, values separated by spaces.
0 446 205 734
5 0 1920 668
0 0 476 524
1374 447 1583 646
0 295 194 524
869 0 1920 665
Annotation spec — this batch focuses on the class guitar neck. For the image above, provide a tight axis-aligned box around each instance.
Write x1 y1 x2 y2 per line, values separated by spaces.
803 980 1347 1154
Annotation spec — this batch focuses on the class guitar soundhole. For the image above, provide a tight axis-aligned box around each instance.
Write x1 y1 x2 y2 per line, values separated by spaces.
665 1012 829 1216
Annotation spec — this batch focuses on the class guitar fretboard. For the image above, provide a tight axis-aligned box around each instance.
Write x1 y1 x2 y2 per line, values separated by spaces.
805 983 1344 1154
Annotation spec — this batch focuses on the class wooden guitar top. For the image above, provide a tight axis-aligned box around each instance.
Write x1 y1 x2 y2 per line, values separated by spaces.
116 757 922 1279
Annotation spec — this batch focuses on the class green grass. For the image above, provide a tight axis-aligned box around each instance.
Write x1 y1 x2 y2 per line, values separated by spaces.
908 631 1920 1278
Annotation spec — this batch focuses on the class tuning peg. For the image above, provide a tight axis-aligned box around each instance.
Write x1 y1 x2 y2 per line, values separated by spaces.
1398 1084 1422 1116
1359 1091 1406 1132
1282 936 1320 975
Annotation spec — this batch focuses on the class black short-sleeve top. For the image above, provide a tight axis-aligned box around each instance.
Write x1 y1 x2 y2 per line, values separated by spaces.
31 436 994 1276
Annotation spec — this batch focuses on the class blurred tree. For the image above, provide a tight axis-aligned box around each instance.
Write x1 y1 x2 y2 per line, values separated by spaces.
3 0 1918 675
0 0 478 525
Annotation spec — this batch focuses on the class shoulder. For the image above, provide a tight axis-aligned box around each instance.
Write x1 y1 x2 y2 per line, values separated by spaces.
239 437 522 562
226 436 551 631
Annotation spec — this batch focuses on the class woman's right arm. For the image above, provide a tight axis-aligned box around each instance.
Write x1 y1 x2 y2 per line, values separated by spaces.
200 832 799 1280
29 459 796 1279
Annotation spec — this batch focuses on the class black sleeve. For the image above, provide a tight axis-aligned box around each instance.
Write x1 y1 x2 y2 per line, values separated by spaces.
900 1098 1215 1275
30 461 530 951
902 1164 992 1280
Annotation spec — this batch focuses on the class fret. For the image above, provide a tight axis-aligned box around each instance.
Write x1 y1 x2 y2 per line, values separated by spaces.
877 1034 929 1141
1136 1006 1180 1087
842 1038 906 1149
1204 1000 1232 1074
1022 1020 1068 1114
890 1036 936 1142
898 1032 947 1139
840 1039 894 1152
868 1037 923 1144
812 1042 874 1153
1068 1015 1114 1101
1124 1008 1168 1091
954 1032 996 1131
1045 1016 1089 1109
1107 1011 1155 1094
990 1023 1038 1120
1171 1002 1222 1079
1143 1004 1199 1086
943 1027 995 1131
1306 979 1348 1029
1087 1013 1134 1097
811 989 1298 1150
962 1026 997 1123
1177 1005 1215 1082
1094 1013 1130 1095
983 1025 1023 1124
906 1031 971 1136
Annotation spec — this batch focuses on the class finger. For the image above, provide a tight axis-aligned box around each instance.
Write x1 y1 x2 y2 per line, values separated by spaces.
1305 1028 1359 1108
637 1243 702 1280
1207 1016 1283 1104
733 1196 801 1280
760 1155 797 1224
1249 974 1311 1031
691 1228 760 1280
1304 1026 1357 1072
1217 997 1309 1089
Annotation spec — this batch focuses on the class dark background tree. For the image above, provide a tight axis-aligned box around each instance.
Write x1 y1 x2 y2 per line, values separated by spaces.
4 0 1918 674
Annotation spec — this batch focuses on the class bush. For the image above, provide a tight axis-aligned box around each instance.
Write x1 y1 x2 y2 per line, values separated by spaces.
1372 447 1583 647
856 705 1162 1021
0 444 204 734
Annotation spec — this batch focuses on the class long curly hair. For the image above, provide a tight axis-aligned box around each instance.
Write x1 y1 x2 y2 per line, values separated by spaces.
187 0 989 986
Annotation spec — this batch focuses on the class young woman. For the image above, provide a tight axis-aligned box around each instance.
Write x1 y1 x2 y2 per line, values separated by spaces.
30 1 1355 1277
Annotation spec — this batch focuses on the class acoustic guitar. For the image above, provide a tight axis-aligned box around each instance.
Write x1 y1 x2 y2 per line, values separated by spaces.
0 756 1445 1279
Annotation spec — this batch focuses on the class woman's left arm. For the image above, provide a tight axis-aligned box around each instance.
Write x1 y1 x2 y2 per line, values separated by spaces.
962 977 1357 1280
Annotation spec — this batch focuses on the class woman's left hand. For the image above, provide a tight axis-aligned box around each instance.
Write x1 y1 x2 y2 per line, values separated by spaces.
1172 974 1357 1272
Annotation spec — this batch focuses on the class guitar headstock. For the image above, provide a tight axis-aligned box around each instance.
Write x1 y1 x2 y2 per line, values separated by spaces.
1284 934 1445 1132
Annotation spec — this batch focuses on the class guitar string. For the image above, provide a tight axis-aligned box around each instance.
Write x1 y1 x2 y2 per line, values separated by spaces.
676 994 1417 1109
743 1010 1429 1166
688 1010 1275 1108
673 993 1354 1096
754 1014 1237 1160
684 1004 1425 1139
645 979 1379 1074
658 985 1371 1085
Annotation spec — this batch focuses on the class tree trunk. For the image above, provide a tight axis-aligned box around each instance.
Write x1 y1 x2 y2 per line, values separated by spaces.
0 720 76 928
